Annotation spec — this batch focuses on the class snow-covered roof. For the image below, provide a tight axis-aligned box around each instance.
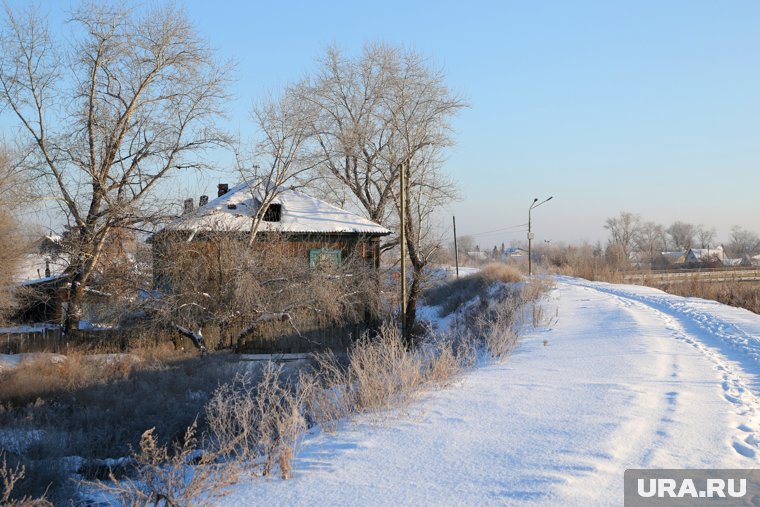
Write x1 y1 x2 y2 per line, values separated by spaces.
660 251 685 263
15 254 67 284
686 246 724 261
161 181 391 237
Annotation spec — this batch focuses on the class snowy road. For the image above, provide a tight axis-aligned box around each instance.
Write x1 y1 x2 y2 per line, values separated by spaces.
219 277 760 506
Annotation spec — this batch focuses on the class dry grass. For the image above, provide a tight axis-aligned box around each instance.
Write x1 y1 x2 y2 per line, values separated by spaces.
1 268 550 503
459 278 554 360
0 351 243 503
422 338 463 387
1 452 52 506
307 277 550 432
542 244 624 283
84 422 237 507
424 263 524 316
656 279 760 315
478 263 523 284
307 323 478 431
308 325 423 429
348 325 423 411
205 365 310 479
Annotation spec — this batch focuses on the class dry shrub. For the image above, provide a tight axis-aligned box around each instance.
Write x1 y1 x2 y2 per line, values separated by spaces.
423 338 463 386
347 325 422 411
459 279 553 360
545 243 624 283
306 351 353 432
86 422 236 506
0 452 51 507
478 263 523 284
0 352 241 502
155 233 385 352
205 365 310 479
424 263 524 317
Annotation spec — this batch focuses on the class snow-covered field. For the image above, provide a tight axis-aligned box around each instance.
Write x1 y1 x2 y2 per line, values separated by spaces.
217 276 760 506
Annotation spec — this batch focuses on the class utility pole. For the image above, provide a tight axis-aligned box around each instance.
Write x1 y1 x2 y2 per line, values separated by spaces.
399 162 407 340
528 196 553 276
453 216 459 279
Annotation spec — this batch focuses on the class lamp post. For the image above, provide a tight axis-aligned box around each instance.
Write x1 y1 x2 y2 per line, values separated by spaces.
528 196 553 276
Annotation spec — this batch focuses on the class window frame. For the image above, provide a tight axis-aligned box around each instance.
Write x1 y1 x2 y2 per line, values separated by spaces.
309 248 342 271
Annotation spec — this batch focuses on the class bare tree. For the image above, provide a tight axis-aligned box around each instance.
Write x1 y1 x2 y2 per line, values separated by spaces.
695 224 716 249
666 221 696 251
238 91 321 244
0 146 27 322
300 44 400 229
299 43 466 332
456 235 476 256
151 232 383 352
727 226 760 258
604 212 641 261
0 3 231 332
635 221 667 266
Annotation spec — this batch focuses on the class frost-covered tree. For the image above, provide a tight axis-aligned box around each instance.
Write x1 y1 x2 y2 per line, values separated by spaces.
604 211 641 261
727 226 760 257
666 221 696 251
0 3 231 332
298 43 467 332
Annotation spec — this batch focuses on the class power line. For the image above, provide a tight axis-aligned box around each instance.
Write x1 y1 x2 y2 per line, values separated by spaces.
466 222 528 238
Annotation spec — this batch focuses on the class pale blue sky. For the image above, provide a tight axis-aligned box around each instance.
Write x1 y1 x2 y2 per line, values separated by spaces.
8 1 760 246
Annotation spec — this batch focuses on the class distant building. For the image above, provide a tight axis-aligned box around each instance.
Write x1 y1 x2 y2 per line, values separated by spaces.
684 246 724 267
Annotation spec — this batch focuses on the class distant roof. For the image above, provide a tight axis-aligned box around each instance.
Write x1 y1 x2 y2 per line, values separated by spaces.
162 180 391 237
660 251 685 262
686 246 724 260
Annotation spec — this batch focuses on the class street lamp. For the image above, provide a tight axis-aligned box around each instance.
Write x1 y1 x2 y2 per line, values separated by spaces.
528 196 553 276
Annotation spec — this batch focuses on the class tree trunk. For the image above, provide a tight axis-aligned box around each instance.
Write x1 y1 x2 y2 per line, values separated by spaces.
404 263 423 338
63 268 87 334
62 228 109 334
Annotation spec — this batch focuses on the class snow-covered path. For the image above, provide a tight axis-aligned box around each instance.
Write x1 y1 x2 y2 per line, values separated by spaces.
219 278 760 506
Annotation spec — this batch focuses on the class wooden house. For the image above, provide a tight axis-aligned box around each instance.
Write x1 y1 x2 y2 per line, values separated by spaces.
684 246 725 268
150 180 392 352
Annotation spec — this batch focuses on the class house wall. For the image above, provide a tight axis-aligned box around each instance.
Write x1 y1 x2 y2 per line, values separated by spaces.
152 231 381 290
150 231 385 353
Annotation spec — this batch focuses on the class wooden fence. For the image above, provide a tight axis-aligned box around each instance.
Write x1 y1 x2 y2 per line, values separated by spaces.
1 327 173 355
624 267 760 286
1 315 373 355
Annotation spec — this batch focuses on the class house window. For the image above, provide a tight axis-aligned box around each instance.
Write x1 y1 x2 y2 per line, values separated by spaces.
309 249 341 271
263 203 282 222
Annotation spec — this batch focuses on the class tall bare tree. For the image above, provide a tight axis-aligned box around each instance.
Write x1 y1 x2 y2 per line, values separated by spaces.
300 43 466 332
635 221 667 265
0 145 27 322
238 90 320 244
696 224 716 249
0 3 231 331
666 221 696 251
301 44 400 228
604 211 641 261
727 226 760 258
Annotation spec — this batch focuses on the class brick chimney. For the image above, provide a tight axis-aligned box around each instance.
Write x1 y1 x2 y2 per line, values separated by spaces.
217 183 229 197
199 195 209 207
183 198 194 215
